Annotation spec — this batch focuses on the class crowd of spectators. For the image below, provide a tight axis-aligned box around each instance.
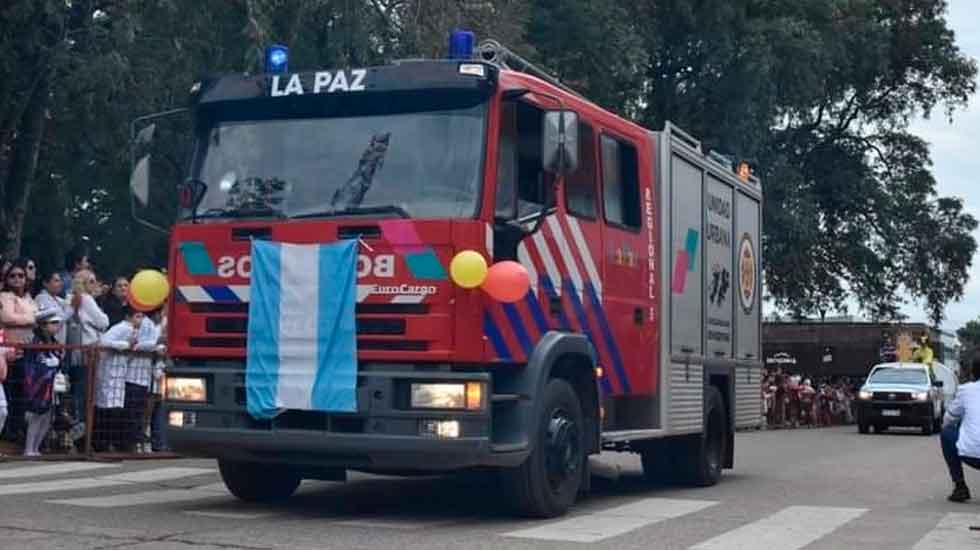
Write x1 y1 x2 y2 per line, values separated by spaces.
0 245 169 457
762 368 862 429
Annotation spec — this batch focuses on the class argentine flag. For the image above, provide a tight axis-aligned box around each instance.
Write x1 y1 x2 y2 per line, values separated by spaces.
246 240 358 419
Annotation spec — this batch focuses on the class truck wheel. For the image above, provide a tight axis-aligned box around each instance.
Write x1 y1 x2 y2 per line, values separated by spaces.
218 460 301 502
681 386 726 487
504 378 585 518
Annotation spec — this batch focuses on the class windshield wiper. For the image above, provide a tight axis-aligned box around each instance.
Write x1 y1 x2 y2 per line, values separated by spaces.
291 205 410 220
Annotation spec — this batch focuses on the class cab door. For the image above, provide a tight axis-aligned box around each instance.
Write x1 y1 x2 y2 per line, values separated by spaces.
597 131 657 428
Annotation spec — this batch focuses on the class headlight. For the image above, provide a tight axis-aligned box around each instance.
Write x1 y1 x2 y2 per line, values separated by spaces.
913 391 929 401
165 377 207 402
858 390 873 400
410 382 484 410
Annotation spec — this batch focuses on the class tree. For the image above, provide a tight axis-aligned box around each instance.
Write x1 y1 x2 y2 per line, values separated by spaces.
614 0 977 324
956 318 980 371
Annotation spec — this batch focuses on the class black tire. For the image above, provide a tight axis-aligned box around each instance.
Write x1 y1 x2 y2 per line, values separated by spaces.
681 386 727 487
218 460 301 502
934 408 943 433
922 418 934 436
504 378 585 518
640 442 679 484
858 422 870 434
874 424 887 433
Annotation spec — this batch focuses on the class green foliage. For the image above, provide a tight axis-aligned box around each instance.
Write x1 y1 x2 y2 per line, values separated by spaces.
956 317 980 367
0 0 976 323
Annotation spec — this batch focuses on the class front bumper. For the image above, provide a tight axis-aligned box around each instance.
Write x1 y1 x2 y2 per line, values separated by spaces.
166 426 526 470
163 362 531 471
856 401 933 426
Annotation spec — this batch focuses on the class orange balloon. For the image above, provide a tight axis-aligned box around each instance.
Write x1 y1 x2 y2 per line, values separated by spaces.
482 261 531 303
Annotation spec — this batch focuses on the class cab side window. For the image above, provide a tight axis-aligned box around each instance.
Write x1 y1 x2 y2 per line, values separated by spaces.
565 122 597 218
600 134 641 229
495 101 554 220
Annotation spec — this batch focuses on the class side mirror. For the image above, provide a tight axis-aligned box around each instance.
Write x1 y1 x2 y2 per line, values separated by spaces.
543 110 579 175
130 155 151 207
129 108 189 233
933 380 944 388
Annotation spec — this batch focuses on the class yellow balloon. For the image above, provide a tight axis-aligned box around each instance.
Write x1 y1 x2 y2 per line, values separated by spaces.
130 269 171 308
449 250 488 289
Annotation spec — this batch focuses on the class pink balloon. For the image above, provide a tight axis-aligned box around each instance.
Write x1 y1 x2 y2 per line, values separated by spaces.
482 261 531 303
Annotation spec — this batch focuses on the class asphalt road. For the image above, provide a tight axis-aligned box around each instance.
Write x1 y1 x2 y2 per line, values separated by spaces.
1 426 978 550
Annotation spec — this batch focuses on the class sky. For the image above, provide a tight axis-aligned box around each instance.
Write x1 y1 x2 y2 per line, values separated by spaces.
899 0 980 332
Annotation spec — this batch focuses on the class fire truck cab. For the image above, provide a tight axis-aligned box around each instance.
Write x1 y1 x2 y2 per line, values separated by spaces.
131 34 763 518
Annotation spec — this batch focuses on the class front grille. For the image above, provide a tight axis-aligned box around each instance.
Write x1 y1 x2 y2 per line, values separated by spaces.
206 318 248 333
872 391 913 401
189 302 429 315
190 303 249 314
204 317 406 336
189 336 427 351
357 318 406 335
357 303 430 315
358 339 429 351
189 337 247 348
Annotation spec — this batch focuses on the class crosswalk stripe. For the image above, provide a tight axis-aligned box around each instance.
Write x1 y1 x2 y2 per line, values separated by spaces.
184 510 273 520
0 477 129 496
333 518 456 530
48 483 228 508
100 467 214 483
0 462 119 480
913 513 980 550
503 498 718 543
690 505 867 550
0 467 215 497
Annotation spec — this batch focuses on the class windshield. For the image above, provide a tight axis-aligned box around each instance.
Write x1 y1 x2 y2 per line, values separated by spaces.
188 104 486 220
868 368 928 385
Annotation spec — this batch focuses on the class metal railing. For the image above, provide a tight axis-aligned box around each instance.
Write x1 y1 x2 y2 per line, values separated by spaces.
0 342 178 461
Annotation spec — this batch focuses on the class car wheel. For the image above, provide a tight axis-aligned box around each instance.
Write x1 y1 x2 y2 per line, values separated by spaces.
874 424 888 433
922 418 935 435
858 422 870 434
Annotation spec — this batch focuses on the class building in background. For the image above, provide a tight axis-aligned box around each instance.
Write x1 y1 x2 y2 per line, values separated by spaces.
763 320 953 380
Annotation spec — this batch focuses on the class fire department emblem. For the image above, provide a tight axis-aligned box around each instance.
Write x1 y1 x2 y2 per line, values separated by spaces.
738 233 756 314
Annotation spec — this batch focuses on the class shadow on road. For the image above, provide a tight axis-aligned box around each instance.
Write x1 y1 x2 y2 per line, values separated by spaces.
181 467 738 522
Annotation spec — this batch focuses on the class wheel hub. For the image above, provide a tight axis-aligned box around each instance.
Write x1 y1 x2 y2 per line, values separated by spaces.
545 409 580 491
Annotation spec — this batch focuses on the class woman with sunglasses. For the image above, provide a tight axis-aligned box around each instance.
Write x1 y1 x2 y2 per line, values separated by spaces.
0 258 38 444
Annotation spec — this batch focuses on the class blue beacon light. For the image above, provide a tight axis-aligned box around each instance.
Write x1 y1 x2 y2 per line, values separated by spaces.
449 30 475 60
265 43 289 74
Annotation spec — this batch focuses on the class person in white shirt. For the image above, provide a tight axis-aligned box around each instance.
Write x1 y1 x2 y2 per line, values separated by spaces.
93 306 143 452
941 355 980 502
122 309 163 452
68 269 109 424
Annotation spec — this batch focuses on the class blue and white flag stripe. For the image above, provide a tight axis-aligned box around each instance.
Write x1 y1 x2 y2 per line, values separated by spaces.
246 240 358 419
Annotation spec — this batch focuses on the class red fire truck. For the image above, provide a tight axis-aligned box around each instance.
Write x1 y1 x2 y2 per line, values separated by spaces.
130 34 763 518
